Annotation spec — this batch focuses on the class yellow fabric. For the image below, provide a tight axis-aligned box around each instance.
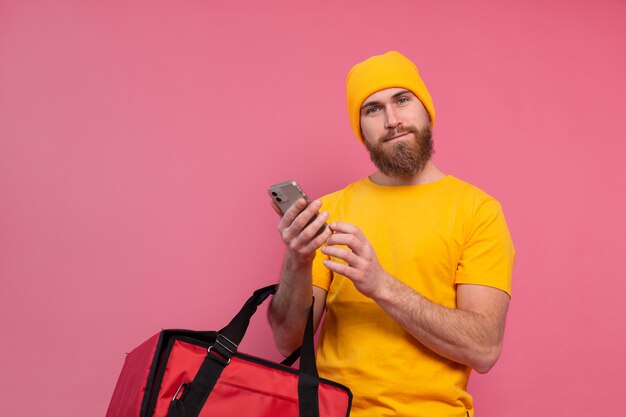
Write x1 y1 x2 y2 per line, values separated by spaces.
346 51 436 142
312 176 515 417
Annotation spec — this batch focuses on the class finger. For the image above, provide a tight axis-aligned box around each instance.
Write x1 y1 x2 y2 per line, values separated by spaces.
277 198 308 230
322 258 358 280
300 222 333 254
326 232 361 249
321 244 362 268
302 210 329 240
285 199 322 234
329 222 365 240
291 209 329 247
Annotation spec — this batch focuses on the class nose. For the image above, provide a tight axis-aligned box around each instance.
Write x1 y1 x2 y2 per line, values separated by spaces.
384 106 400 129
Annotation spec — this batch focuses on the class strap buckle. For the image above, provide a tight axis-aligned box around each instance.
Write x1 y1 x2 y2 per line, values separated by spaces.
215 334 238 354
207 334 237 365
207 334 239 366
207 346 231 365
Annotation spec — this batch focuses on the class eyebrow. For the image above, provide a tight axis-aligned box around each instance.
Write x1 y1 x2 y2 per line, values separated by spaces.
360 89 413 111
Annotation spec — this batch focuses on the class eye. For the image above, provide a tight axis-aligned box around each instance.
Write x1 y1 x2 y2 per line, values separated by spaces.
364 106 380 115
397 96 410 104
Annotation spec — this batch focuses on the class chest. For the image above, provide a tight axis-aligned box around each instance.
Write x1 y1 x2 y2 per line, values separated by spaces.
326 192 471 305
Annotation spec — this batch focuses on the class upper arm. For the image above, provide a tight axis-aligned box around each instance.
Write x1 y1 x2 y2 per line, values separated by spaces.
457 284 510 342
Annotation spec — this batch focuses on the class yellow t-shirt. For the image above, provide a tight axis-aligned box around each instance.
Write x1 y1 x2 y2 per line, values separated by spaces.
312 175 515 417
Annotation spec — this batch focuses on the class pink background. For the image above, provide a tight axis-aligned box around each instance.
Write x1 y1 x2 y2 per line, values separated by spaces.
1 1 625 416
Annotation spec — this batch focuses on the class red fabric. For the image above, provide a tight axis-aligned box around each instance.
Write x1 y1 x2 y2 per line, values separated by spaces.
203 354 350 417
153 341 206 417
156 340 350 417
106 332 161 417
108 334 350 417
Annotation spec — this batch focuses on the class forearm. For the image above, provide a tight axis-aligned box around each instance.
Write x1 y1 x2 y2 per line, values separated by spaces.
374 276 505 373
269 198 331 356
268 254 314 356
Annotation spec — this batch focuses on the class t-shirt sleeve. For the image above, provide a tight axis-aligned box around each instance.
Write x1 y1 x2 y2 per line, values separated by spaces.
311 245 332 291
455 198 515 296
311 194 335 291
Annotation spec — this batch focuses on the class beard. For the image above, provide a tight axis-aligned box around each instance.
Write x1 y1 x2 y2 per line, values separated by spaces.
364 124 434 178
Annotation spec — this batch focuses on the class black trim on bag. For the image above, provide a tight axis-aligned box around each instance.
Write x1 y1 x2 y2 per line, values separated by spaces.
142 334 352 397
139 332 353 417
159 337 353 417
235 351 353 396
144 336 172 417
138 331 164 417
140 330 218 417
143 335 180 417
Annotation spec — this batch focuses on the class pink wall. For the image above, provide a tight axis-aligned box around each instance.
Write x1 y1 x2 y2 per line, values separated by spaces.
1 1 625 416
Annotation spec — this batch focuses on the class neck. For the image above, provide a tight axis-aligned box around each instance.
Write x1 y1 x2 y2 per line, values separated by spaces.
369 160 446 186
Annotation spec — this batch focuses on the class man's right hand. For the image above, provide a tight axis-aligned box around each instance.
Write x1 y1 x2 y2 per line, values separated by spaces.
276 198 332 264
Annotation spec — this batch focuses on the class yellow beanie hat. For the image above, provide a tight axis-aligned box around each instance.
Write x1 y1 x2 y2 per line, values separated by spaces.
346 51 435 142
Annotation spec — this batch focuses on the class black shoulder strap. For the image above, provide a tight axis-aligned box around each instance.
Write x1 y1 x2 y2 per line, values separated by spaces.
168 285 321 417
297 298 320 417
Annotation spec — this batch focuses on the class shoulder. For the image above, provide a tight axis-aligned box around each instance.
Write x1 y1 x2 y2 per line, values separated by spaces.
446 176 502 211
446 176 494 198
442 177 512 240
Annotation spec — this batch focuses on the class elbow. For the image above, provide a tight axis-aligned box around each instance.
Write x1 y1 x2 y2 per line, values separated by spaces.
471 343 502 374
277 342 297 359
268 307 301 358
473 360 496 374
273 330 301 359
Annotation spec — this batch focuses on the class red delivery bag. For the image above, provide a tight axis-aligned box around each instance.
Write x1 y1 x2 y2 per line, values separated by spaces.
105 285 352 417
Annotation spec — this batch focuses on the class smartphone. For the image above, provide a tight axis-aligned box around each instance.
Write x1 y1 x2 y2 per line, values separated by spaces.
268 180 312 214
268 181 326 236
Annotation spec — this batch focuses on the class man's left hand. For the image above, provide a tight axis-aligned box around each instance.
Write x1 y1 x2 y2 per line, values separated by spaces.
320 222 390 298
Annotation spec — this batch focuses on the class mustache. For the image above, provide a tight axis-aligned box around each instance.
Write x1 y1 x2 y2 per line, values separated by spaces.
379 125 417 142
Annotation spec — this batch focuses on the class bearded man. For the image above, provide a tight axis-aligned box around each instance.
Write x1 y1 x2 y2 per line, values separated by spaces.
269 51 515 417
